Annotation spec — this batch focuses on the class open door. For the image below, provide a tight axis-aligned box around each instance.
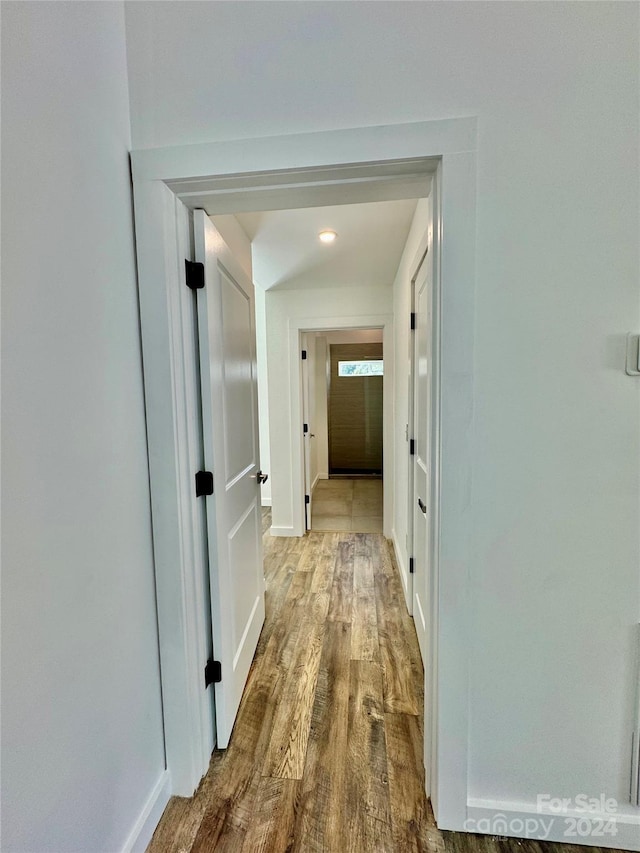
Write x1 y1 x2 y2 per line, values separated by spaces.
405 248 428 616
410 243 434 795
411 248 432 669
194 210 265 749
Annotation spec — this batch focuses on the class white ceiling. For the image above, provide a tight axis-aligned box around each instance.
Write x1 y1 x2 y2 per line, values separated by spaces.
235 198 419 292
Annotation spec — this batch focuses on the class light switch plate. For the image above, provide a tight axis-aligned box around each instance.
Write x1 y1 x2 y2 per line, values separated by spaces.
625 333 640 375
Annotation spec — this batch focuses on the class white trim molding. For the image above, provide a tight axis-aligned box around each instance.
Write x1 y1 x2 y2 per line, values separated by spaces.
287 313 394 539
391 528 412 614
466 799 640 851
122 770 172 853
269 525 297 537
131 118 476 186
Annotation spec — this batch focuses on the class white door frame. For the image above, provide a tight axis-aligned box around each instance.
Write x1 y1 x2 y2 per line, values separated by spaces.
292 318 392 539
300 332 313 530
131 118 477 830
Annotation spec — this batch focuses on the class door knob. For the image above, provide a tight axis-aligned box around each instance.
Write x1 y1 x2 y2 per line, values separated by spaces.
417 497 427 514
256 471 268 485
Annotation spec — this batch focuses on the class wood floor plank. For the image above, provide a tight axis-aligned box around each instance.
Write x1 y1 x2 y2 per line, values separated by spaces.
260 533 305 633
201 819 246 852
375 557 422 715
345 659 393 852
352 531 372 557
146 793 208 853
255 568 313 665
150 512 611 853
328 534 355 623
443 830 504 853
189 755 250 849
351 587 379 662
385 711 431 851
352 551 379 660
296 532 321 572
378 619 421 714
353 552 374 590
310 532 338 593
292 620 351 853
261 593 330 779
369 532 394 578
190 547 313 849
379 540 425 712
282 532 307 558
284 567 314 604
240 777 299 853
189 665 280 849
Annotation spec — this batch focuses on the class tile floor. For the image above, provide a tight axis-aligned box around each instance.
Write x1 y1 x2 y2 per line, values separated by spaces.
311 477 383 533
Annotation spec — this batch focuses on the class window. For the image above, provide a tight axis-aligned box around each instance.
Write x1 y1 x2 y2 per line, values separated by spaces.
337 360 384 377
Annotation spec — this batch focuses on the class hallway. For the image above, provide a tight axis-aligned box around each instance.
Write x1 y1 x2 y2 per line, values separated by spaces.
148 515 428 851
147 520 621 853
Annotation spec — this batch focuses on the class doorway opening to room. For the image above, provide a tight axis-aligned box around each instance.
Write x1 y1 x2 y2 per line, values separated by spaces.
132 121 477 834
233 197 405 543
301 327 385 534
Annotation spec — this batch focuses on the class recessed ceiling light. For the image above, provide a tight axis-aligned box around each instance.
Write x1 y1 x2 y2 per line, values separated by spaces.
318 229 337 244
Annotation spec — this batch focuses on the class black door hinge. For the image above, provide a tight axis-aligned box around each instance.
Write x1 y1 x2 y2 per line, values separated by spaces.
195 470 214 497
409 557 415 574
301 349 307 360
303 423 309 434
204 659 222 687
410 312 416 330
305 494 310 505
409 439 415 456
185 260 205 290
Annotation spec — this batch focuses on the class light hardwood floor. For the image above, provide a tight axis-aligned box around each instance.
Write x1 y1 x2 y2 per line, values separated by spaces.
147 513 621 853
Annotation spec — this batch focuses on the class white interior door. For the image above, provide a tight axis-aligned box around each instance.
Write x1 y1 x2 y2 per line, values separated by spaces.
411 252 432 670
194 210 265 749
412 247 434 794
405 249 428 615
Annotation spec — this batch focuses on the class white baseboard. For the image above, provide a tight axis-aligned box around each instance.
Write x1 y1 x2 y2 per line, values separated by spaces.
270 525 297 537
122 769 171 853
318 472 329 480
465 799 640 851
260 487 272 506
311 473 321 492
391 528 412 615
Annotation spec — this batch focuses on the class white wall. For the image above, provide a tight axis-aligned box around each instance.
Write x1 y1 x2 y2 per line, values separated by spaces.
265 285 393 534
255 287 272 505
1 4 166 851
392 198 430 601
124 0 640 831
323 329 384 344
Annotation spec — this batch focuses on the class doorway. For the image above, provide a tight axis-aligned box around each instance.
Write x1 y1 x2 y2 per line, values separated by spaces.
329 341 383 477
131 118 477 831
300 327 385 533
